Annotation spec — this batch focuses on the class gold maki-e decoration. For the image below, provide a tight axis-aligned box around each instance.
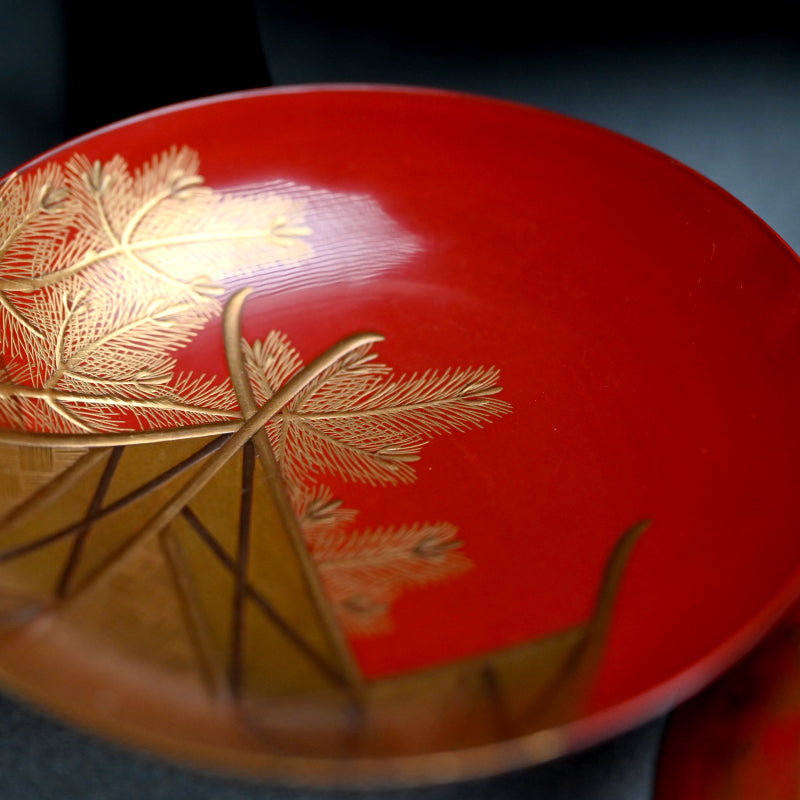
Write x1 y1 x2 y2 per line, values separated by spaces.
0 146 310 434
0 147 512 700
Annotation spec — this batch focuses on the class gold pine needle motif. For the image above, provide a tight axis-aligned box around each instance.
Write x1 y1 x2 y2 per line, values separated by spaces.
0 147 311 434
310 521 472 634
0 146 512 697
242 334 511 487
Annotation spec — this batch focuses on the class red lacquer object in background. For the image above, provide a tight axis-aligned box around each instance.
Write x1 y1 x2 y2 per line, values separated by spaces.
656 600 800 800
1 85 800 786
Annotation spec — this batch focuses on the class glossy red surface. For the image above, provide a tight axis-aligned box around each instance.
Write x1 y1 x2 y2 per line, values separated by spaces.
3 85 800 782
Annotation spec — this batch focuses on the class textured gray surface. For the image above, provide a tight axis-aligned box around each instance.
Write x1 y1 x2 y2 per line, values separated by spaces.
0 689 665 800
1 2 799 797
0 0 66 176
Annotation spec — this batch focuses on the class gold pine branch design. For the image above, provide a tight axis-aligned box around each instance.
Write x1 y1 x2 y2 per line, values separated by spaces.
310 521 472 634
290 482 473 637
291 483 360 542
243 333 512 487
0 147 312 434
1 147 513 673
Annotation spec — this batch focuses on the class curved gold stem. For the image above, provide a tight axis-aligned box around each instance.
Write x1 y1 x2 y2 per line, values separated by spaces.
0 422 241 448
223 288 364 691
515 518 652 728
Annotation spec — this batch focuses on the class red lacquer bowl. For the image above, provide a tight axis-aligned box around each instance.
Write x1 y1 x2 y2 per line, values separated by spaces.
1 85 800 786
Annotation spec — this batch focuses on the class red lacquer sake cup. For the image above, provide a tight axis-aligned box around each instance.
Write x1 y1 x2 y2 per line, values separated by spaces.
1 85 800 786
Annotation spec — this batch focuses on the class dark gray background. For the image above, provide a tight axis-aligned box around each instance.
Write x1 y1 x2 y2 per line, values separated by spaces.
2 2 799 797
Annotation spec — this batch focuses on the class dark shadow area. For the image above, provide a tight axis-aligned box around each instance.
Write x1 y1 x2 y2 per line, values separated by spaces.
63 0 270 137
259 1 800 52
0 688 665 800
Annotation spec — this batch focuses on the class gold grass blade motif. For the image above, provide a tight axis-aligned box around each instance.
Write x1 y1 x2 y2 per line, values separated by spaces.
0 144 660 767
0 308 510 656
0 147 515 702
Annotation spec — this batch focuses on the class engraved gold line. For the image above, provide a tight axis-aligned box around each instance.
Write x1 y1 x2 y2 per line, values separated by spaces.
286 393 507 421
64 372 161 389
289 363 336 415
59 322 384 607
181 506 349 687
55 446 123 596
316 548 430 571
0 185 41 262
53 302 193 383
0 291 45 339
0 447 109 533
0 422 239 448
121 240 209 293
0 384 241 420
0 160 313 294
287 345 378 417
130 229 290 251
0 218 312 293
212 334 384 489
48 293 81 383
275 410 289 467
120 186 173 246
0 275 52 291
44 395 94 432
0 245 133 291
91 182 120 246
0 230 287 293
160 528 230 699
0 435 229 563
44 291 95 392
58 312 146 376
268 228 313 246
230 440 255 697
294 416 420 469
224 288 364 690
